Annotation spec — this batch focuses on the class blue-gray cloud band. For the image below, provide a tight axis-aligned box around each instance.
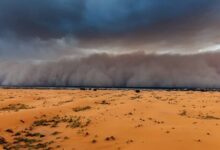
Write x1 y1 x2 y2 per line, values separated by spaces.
0 0 218 39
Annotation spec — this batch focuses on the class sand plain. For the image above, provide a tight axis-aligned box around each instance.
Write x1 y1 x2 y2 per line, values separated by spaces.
0 89 220 150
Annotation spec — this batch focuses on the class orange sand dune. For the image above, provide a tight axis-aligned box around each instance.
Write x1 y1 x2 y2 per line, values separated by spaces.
0 89 220 150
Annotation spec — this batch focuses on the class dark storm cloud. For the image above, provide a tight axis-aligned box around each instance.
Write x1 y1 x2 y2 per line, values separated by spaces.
0 0 218 39
0 0 85 38
0 0 219 60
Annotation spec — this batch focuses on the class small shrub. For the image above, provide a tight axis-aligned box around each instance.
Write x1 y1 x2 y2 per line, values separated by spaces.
0 136 6 144
72 106 91 112
179 110 187 116
135 90 141 93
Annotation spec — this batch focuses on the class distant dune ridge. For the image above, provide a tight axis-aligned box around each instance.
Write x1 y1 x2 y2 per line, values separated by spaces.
0 52 220 88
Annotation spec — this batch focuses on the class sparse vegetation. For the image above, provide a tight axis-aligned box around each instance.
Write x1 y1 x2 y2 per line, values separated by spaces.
5 129 14 133
179 110 187 116
105 136 116 141
130 95 141 100
2 89 220 149
56 99 73 106
0 136 6 144
91 139 97 143
51 131 61 136
32 115 91 129
200 115 220 120
20 120 25 123
1 132 54 150
25 132 45 138
64 136 69 140
32 119 51 127
165 131 170 134
0 103 34 112
73 106 91 112
126 139 133 144
96 100 110 105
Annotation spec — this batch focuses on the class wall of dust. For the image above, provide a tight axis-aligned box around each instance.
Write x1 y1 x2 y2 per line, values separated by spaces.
1 52 220 88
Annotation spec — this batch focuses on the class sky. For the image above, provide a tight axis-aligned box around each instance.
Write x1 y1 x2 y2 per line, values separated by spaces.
0 0 220 87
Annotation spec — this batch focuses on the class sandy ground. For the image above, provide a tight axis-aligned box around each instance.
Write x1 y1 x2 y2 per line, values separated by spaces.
0 89 220 150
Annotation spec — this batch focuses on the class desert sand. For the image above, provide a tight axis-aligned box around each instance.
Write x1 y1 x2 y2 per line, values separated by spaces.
0 89 220 150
